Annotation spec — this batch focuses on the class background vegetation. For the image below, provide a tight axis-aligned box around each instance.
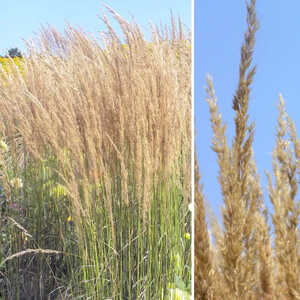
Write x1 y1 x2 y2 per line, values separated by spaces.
0 8 191 300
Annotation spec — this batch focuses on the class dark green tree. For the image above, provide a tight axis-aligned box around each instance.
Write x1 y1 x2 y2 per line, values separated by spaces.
8 47 22 58
1 47 23 58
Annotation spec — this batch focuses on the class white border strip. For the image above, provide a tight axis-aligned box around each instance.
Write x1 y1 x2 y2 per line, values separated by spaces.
191 0 195 299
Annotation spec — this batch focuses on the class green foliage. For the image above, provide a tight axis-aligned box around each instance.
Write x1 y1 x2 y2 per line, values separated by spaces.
0 48 23 58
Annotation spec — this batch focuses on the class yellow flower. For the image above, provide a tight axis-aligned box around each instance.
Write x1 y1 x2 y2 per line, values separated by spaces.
184 233 190 240
10 177 23 189
0 140 8 152
67 216 72 222
168 288 191 300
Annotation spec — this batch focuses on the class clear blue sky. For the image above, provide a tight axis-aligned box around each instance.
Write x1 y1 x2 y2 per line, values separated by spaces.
0 0 190 56
196 1 300 221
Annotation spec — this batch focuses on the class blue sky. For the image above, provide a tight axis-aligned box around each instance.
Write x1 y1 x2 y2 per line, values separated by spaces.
0 0 190 56
195 1 300 221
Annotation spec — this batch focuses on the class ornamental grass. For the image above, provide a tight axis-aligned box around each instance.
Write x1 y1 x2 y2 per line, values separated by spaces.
195 0 300 299
0 7 191 300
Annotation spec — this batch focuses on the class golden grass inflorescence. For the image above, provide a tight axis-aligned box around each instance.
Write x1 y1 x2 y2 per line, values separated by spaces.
195 0 300 299
0 7 191 299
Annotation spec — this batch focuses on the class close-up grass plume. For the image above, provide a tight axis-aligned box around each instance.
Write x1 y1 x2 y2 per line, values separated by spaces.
0 6 191 300
195 0 300 299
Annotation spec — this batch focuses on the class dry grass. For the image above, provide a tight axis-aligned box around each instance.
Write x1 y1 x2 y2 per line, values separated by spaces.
194 151 213 300
0 7 191 299
195 0 300 299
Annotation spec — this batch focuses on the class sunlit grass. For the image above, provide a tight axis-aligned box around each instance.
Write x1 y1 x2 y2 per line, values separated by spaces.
0 7 191 300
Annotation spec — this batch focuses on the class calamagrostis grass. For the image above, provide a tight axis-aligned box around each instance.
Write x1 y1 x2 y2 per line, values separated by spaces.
195 0 300 299
194 150 213 300
0 7 191 299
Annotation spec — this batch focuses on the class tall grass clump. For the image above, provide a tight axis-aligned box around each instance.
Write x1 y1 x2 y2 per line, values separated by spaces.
0 7 191 299
195 0 300 299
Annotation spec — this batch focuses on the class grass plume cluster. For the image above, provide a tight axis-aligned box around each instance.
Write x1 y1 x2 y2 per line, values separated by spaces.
195 0 300 299
0 7 191 300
